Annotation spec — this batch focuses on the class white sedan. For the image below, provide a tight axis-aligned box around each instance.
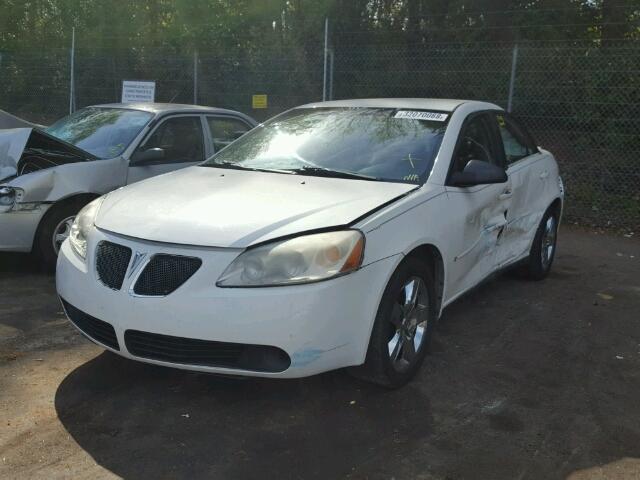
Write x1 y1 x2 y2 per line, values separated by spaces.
56 99 563 387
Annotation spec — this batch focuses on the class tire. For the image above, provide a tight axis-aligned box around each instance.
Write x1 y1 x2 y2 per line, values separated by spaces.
349 256 437 388
524 208 559 281
35 201 86 271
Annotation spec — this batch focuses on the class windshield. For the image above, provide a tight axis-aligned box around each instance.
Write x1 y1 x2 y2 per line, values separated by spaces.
202 107 448 184
46 107 153 159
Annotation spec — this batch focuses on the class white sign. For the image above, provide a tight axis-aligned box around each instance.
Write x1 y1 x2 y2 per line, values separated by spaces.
121 80 156 103
394 110 448 122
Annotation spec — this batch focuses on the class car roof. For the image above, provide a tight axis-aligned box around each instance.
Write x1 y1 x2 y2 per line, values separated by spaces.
91 102 250 117
297 98 501 112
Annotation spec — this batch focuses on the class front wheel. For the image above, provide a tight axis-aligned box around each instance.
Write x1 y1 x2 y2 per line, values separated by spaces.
349 256 436 388
36 202 85 271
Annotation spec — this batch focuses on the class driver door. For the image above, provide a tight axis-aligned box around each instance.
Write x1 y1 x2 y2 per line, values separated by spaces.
127 115 206 184
444 112 512 298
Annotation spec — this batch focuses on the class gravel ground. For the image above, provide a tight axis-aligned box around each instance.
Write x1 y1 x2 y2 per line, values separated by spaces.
1 226 639 480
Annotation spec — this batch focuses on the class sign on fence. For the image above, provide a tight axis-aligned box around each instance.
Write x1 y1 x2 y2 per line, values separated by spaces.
252 94 267 109
122 80 156 103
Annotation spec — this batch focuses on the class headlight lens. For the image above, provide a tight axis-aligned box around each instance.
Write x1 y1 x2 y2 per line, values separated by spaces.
69 197 104 259
217 230 365 287
0 187 19 213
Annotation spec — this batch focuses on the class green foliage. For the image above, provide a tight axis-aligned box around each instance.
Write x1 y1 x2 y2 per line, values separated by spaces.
0 0 638 228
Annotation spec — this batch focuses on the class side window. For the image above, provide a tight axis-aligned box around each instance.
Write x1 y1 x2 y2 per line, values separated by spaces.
496 113 536 165
139 116 204 163
451 114 498 174
207 117 251 152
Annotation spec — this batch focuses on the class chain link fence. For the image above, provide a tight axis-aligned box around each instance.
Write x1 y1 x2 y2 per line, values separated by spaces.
333 40 640 231
0 36 638 231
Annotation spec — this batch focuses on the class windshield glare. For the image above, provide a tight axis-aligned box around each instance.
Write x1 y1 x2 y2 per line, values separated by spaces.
203 107 448 184
46 107 153 159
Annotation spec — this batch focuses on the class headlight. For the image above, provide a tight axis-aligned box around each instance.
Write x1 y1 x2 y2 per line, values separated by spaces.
69 197 105 259
217 230 365 287
0 187 39 213
0 187 18 213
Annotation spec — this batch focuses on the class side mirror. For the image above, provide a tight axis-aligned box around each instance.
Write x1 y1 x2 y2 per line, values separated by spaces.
450 159 507 187
131 147 165 165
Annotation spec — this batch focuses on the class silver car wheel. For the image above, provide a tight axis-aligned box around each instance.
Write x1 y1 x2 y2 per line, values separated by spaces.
387 276 430 372
52 216 75 255
540 216 557 269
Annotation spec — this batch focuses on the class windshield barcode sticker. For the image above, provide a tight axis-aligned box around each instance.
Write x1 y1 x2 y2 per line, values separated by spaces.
394 111 448 121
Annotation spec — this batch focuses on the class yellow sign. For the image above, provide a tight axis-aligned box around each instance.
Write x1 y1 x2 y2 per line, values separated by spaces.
252 94 268 109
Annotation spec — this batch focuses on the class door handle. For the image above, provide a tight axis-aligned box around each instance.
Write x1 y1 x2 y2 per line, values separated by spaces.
540 170 549 179
499 189 512 200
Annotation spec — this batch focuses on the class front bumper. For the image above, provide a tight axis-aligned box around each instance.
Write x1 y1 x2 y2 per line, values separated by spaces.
56 228 399 378
0 206 49 252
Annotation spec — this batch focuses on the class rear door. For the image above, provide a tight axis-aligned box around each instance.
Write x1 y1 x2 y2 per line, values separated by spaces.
490 112 544 267
444 112 513 298
127 114 206 184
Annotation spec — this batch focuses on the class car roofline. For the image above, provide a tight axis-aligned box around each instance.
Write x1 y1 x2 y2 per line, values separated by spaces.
84 103 258 126
294 98 502 113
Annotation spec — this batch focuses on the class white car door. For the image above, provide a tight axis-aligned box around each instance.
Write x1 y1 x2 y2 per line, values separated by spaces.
443 112 513 299
127 114 207 184
491 112 546 267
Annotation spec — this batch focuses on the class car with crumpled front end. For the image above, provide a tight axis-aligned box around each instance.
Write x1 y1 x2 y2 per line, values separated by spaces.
0 103 256 268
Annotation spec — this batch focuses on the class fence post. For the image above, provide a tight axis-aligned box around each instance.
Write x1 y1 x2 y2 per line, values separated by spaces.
193 50 198 105
328 49 334 100
69 27 76 114
323 17 329 101
507 44 518 113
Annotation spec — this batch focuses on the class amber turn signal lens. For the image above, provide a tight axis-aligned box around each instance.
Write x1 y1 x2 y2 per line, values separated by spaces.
340 236 364 272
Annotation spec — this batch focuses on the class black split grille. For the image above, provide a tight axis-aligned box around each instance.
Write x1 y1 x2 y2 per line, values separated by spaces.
61 298 120 350
133 255 202 296
96 241 132 290
124 330 291 372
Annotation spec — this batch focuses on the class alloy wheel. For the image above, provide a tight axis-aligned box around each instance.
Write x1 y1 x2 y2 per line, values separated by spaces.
387 276 430 372
540 215 557 269
52 216 75 255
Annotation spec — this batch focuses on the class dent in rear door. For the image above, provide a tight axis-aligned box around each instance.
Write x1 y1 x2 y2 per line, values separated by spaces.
495 157 542 266
492 113 547 267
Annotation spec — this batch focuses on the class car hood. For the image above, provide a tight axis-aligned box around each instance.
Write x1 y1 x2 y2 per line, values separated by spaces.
0 127 96 182
95 166 416 248
0 109 40 129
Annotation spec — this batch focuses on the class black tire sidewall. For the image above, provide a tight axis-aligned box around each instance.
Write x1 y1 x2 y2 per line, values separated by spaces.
36 202 84 271
528 209 559 280
362 256 437 388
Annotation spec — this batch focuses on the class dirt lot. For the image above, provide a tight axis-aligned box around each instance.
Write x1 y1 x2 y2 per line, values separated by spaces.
0 226 639 480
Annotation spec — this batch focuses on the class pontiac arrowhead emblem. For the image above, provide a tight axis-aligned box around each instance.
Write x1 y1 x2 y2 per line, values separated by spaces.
128 251 148 278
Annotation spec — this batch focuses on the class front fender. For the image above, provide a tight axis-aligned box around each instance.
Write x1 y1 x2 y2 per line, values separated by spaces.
7 157 127 203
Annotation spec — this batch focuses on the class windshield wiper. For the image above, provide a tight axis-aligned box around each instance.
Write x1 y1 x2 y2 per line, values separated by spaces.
289 166 379 181
207 162 294 175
